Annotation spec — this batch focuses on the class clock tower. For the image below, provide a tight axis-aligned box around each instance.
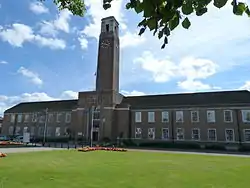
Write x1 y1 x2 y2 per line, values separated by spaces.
95 16 120 95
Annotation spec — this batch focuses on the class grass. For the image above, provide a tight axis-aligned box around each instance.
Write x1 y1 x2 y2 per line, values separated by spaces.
0 150 250 188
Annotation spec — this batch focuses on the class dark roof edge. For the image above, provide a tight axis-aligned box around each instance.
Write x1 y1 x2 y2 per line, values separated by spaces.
124 90 250 99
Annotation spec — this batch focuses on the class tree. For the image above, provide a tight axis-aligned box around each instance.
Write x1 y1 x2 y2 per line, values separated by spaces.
40 0 86 16
44 0 250 49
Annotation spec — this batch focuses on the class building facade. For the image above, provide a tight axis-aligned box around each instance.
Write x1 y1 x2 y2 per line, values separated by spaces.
1 16 250 149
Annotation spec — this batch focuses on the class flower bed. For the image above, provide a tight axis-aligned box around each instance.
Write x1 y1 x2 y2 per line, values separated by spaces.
0 141 24 148
77 146 127 152
0 152 7 158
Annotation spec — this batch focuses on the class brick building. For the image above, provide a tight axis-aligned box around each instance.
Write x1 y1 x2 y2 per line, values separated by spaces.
2 16 250 149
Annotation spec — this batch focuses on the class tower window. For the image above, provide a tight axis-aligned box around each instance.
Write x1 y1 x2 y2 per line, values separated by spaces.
106 24 109 32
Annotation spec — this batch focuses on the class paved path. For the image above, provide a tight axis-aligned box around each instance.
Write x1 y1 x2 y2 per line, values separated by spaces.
128 148 250 158
0 147 66 154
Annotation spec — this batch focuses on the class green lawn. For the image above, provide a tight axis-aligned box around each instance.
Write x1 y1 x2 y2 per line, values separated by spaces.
0 150 250 188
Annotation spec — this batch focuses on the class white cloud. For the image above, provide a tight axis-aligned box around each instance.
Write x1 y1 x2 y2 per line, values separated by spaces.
78 35 88 50
120 31 146 48
0 90 78 115
239 81 250 90
39 9 72 36
17 67 43 86
121 90 146 96
29 2 49 14
134 51 220 91
82 0 126 39
177 80 221 91
0 23 66 50
0 60 8 64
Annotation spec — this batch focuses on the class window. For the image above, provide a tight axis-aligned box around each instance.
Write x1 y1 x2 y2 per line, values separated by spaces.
55 127 61 136
191 111 199 122
135 128 142 139
244 129 250 142
191 128 200 141
106 24 109 32
17 114 22 123
225 129 235 142
65 113 71 123
224 110 233 122
46 127 53 137
176 111 184 123
38 127 44 136
93 110 100 120
23 127 28 133
30 127 35 136
65 127 70 135
208 129 217 141
135 112 141 123
15 126 21 135
148 128 155 139
39 115 45 123
162 128 169 140
162 111 169 122
8 126 14 135
48 113 54 123
241 110 250 123
207 110 215 123
57 113 62 123
32 113 37 122
24 114 29 122
148 112 155 123
176 128 184 140
10 114 15 123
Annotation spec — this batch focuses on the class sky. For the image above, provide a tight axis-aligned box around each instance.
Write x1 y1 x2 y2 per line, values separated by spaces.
0 0 250 115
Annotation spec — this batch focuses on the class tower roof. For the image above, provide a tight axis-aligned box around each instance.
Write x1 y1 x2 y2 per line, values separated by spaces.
101 16 119 25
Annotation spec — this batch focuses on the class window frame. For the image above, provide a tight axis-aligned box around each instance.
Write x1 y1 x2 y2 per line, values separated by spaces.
135 111 142 123
191 128 200 141
243 129 250 142
176 128 184 140
224 110 233 123
207 110 216 123
161 111 169 123
176 111 184 123
65 112 71 123
162 128 169 140
191 111 199 123
241 110 250 123
135 127 142 139
148 111 155 123
207 128 217 141
225 128 235 142
148 127 155 140
56 113 62 123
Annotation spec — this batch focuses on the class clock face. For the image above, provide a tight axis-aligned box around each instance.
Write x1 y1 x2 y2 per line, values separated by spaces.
100 39 111 48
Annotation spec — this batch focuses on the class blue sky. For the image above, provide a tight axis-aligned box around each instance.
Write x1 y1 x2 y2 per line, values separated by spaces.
0 0 250 115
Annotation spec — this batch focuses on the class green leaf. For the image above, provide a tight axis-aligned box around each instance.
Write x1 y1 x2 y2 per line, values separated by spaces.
126 2 132 9
158 30 164 39
233 2 246 15
173 0 184 8
245 6 250 17
138 27 146 35
182 1 193 15
182 17 191 29
213 0 228 8
163 26 170 36
138 19 147 27
147 18 157 31
134 2 143 13
103 3 111 10
196 7 208 16
169 14 180 31
142 0 154 17
161 43 166 49
164 36 168 44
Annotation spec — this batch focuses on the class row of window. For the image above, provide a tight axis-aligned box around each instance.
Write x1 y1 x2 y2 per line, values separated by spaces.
8 126 69 137
8 112 72 124
135 110 250 123
135 127 250 142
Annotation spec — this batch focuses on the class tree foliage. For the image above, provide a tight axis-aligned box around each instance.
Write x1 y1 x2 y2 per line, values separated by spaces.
40 0 86 16
104 0 250 49
43 0 249 49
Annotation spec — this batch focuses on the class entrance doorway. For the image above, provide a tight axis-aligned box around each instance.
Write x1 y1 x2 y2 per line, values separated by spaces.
92 131 99 142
